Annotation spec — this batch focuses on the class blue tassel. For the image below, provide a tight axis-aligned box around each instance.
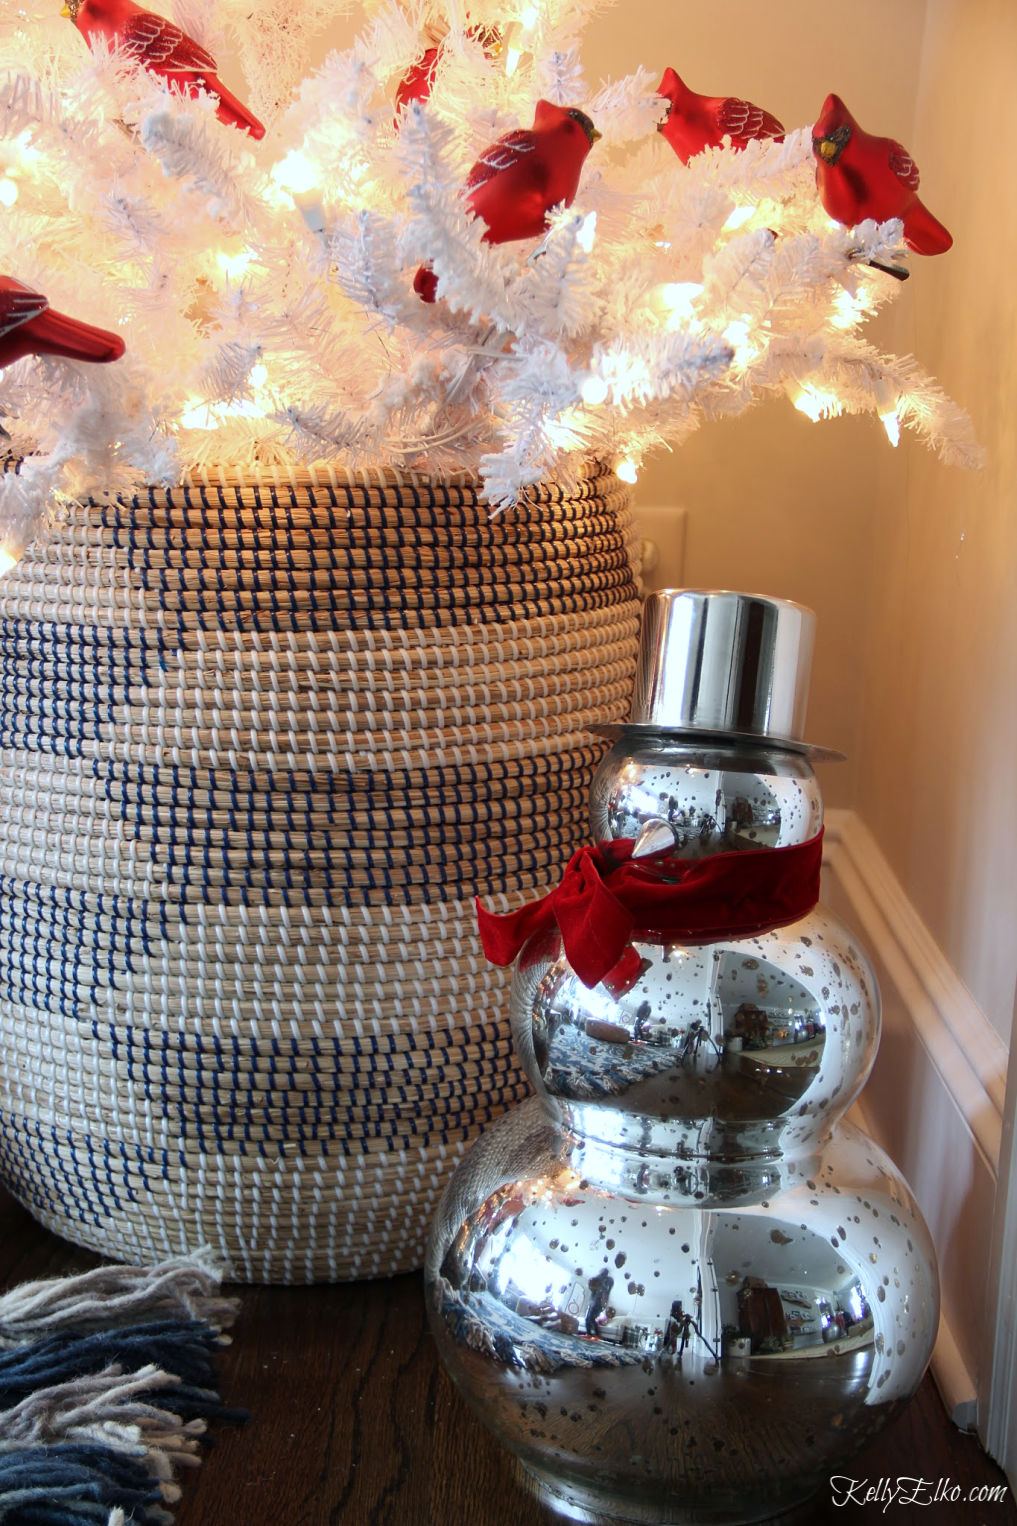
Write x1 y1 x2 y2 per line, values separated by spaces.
0 1321 240 1421
0 1442 164 1523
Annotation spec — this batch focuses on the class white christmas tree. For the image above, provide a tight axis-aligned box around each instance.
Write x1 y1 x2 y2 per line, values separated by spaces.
0 0 981 566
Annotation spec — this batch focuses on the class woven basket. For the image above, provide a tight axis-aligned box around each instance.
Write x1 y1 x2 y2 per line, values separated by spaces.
0 462 640 1281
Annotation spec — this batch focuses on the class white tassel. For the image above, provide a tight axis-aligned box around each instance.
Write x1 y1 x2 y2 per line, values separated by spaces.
0 1249 238 1348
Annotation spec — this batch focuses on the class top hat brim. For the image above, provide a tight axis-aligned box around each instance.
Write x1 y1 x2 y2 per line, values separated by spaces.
589 721 845 763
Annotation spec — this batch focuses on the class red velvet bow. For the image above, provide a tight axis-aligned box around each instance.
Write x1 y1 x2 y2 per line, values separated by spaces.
477 829 824 989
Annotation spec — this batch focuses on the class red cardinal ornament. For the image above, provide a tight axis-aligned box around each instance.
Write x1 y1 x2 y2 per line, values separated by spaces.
0 277 125 370
63 0 265 140
394 26 502 127
395 46 440 120
415 99 600 303
657 66 784 163
812 93 952 255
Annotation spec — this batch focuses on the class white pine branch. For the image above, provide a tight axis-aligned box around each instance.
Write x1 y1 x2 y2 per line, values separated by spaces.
330 209 429 328
537 49 587 107
817 339 985 467
590 329 733 411
397 103 519 331
138 98 270 232
588 68 662 144
199 341 264 402
274 403 374 459
512 206 602 337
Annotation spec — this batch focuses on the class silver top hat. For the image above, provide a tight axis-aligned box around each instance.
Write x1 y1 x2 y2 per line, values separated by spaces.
594 588 842 759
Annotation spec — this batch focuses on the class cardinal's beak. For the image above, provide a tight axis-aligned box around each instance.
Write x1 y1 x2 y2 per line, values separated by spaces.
590 127 602 143
814 124 851 165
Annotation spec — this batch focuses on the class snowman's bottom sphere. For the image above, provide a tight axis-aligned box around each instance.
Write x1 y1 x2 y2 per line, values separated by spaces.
425 1098 938 1525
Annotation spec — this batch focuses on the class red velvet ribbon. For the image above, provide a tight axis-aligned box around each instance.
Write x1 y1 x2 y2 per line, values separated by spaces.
477 829 824 989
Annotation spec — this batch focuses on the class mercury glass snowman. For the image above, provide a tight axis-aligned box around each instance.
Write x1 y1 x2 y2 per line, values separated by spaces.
426 590 938 1525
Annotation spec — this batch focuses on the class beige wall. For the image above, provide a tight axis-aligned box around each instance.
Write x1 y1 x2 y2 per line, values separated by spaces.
855 0 1017 1042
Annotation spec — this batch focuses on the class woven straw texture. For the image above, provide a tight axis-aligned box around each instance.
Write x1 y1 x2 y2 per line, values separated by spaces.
0 462 640 1282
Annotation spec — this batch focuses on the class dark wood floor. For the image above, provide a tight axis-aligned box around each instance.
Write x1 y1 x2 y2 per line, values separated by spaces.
0 1186 1012 1526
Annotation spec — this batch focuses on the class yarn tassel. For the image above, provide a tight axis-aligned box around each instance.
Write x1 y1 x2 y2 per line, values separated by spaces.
0 1254 243 1526
0 1442 166 1524
0 1321 240 1417
0 1251 236 1348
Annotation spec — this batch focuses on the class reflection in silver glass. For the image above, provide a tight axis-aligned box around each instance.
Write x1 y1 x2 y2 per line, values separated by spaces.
628 590 816 745
430 1099 936 1525
426 591 938 1525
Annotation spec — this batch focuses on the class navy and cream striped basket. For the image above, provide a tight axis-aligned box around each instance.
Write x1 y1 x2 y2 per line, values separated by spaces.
0 463 640 1281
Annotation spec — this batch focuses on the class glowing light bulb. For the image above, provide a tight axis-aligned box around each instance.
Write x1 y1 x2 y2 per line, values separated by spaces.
832 287 868 330
580 375 608 406
658 282 703 326
617 457 638 485
505 44 522 75
0 178 18 207
272 151 318 195
793 391 822 422
179 400 215 430
249 363 268 390
793 387 841 423
880 409 900 446
0 546 20 578
545 418 579 450
722 318 757 366
659 282 703 310
217 248 253 281
272 151 327 237
723 205 755 231
577 211 597 253
519 5 539 27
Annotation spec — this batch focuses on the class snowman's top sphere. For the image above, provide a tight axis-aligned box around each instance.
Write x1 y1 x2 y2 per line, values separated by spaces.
594 588 842 760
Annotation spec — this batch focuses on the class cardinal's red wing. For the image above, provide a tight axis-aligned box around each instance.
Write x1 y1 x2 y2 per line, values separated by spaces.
121 11 217 73
0 282 47 338
465 130 536 191
718 97 784 142
888 142 920 190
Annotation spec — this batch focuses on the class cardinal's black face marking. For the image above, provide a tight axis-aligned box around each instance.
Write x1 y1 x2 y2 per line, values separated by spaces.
567 108 601 146
813 123 852 166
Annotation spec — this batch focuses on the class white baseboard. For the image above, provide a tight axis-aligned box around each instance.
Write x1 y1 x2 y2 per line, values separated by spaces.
822 809 1008 1432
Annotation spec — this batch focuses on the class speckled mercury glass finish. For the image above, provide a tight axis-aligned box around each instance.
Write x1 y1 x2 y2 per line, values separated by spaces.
426 593 938 1525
